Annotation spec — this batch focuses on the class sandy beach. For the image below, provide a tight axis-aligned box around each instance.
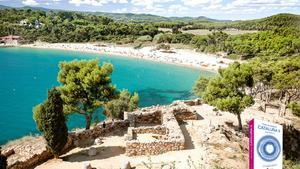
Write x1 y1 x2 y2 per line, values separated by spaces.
21 43 234 72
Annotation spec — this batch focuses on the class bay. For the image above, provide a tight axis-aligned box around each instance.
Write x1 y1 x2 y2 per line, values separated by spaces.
0 47 214 144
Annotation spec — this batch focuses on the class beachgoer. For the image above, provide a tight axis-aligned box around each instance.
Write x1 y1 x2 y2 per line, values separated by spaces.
102 121 106 128
0 147 7 169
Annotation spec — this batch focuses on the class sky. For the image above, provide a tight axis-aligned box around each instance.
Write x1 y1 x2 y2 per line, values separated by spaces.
1 0 300 20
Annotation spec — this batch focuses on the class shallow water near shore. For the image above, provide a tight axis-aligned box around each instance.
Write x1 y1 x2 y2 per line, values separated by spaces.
0 47 214 145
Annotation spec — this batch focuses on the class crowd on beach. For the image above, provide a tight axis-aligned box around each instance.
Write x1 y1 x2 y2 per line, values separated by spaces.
22 43 233 72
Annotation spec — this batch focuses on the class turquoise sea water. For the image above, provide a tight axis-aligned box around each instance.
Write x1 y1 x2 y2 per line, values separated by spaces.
0 47 214 145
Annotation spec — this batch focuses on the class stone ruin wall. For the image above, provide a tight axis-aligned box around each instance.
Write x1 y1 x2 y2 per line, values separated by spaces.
7 120 129 169
126 140 185 156
128 110 162 127
131 126 167 135
173 107 198 121
125 125 174 156
125 105 195 156
70 120 129 146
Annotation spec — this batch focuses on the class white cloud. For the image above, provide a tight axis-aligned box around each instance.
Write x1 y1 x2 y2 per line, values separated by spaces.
131 0 174 6
130 3 190 16
22 0 39 6
130 0 175 14
182 0 222 7
69 0 128 6
112 7 128 13
53 0 61 1
182 0 210 6
69 0 107 6
223 0 300 12
179 0 300 15
131 4 165 14
179 0 297 15
231 0 299 7
168 4 188 12
115 0 128 3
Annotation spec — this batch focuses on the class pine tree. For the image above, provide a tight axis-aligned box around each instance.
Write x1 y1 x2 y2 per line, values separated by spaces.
58 60 116 129
195 62 254 130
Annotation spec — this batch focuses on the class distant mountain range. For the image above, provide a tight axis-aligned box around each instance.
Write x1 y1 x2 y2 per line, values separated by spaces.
0 5 54 11
0 5 10 9
91 12 228 22
0 4 229 23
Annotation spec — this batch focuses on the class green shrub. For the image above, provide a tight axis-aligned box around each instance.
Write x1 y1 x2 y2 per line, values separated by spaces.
104 90 139 119
288 102 300 117
156 44 171 50
153 33 164 43
171 33 194 44
134 43 143 49
157 33 173 43
227 53 240 60
32 104 43 132
136 35 153 42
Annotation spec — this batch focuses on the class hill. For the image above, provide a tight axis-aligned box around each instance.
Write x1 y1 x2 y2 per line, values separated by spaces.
258 13 300 29
0 5 225 23
229 13 300 30
21 6 54 12
0 5 11 9
90 12 169 22
180 13 300 31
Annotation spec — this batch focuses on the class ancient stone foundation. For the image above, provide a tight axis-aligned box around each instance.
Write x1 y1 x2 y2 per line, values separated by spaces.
124 100 198 156
69 120 129 146
5 99 200 168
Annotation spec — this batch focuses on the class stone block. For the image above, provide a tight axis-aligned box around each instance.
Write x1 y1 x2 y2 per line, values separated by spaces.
120 160 131 169
88 147 97 156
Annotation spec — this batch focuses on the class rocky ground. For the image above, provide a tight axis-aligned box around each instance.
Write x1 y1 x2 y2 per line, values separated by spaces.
3 100 299 169
36 101 296 169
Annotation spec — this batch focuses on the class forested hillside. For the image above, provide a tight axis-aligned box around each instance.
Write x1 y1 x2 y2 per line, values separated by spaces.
154 14 300 60
228 13 300 30
0 5 220 23
190 28 300 59
0 8 299 60
0 9 158 42
173 13 300 31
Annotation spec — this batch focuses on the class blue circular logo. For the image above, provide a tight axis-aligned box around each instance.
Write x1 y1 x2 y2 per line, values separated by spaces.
257 135 281 162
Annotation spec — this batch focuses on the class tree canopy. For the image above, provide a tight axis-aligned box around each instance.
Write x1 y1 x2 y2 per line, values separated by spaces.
58 59 116 129
104 89 139 119
0 9 158 43
195 62 254 130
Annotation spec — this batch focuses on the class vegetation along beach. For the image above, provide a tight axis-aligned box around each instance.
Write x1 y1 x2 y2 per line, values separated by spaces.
0 1 300 169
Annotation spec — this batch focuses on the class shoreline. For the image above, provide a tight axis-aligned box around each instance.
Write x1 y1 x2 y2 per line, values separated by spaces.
0 43 233 145
19 43 234 72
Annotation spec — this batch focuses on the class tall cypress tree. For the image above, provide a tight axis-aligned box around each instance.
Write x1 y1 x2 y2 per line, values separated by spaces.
40 88 68 158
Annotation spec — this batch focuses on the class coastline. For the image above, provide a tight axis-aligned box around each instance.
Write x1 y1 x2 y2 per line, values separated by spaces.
19 43 234 72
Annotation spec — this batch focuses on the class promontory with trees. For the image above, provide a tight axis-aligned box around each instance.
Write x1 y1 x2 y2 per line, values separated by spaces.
0 6 299 168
